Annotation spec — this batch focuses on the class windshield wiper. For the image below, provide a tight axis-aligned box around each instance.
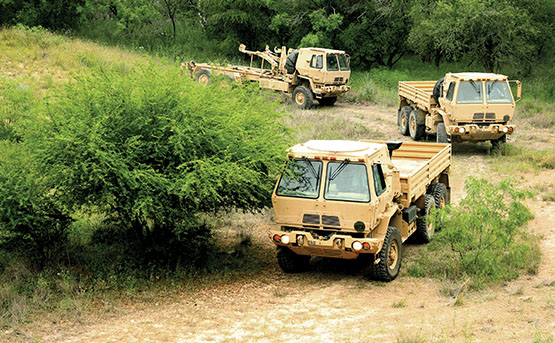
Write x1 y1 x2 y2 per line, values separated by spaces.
470 80 481 95
302 157 319 180
487 80 497 95
329 159 350 180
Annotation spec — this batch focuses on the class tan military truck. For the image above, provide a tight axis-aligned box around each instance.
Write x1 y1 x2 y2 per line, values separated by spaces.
269 140 451 281
398 72 522 148
182 44 351 109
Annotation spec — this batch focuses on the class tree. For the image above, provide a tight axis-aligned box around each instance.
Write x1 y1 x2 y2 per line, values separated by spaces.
341 0 411 68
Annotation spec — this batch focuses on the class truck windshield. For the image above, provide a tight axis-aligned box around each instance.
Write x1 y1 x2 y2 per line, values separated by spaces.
337 54 350 71
457 81 483 104
324 163 370 202
326 54 339 71
326 54 350 71
486 81 512 104
276 159 322 199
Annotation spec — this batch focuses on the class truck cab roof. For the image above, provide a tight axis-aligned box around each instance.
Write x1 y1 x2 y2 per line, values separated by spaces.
448 72 508 81
299 47 347 54
287 140 384 160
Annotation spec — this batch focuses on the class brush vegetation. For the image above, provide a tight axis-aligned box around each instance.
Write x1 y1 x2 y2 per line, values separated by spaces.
407 177 540 290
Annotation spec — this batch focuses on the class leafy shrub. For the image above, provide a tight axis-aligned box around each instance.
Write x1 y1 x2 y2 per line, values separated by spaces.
0 142 71 264
414 177 539 288
34 65 289 266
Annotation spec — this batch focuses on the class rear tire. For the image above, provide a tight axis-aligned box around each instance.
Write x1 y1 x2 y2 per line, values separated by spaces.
399 106 412 136
428 182 449 209
415 194 436 243
292 85 314 109
436 122 449 143
277 247 310 273
195 69 211 86
409 110 425 140
318 97 337 106
367 226 402 282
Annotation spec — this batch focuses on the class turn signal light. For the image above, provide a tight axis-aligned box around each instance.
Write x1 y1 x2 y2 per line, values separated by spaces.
362 242 371 250
272 234 281 242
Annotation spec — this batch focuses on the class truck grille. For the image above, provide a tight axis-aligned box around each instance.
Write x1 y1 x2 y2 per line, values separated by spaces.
473 112 496 121
334 77 344 83
303 214 320 225
321 215 340 226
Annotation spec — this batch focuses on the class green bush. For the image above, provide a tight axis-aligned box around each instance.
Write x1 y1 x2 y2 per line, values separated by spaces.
33 65 289 266
414 177 539 288
0 142 71 264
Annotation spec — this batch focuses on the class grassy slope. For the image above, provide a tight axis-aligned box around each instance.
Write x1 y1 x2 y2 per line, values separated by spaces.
0 27 170 95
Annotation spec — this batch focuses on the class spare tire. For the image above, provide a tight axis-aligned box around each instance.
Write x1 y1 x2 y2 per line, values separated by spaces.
285 51 299 74
432 77 444 104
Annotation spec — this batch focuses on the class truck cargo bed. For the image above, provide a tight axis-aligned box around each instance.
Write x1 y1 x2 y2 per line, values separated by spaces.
398 81 437 111
362 141 451 207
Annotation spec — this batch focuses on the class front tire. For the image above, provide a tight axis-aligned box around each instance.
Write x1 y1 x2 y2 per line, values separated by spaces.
491 135 507 150
436 122 449 143
367 226 402 282
277 247 310 273
318 96 337 106
292 85 314 109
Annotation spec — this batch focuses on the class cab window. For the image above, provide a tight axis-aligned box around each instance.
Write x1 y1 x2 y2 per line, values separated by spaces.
457 81 483 104
446 82 455 101
310 55 323 69
372 164 386 196
324 162 370 202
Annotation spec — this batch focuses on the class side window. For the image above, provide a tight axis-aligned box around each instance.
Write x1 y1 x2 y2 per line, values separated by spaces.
310 55 323 69
372 164 386 196
446 82 455 101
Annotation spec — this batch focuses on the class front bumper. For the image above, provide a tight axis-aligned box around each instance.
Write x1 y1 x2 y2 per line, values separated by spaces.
316 85 351 96
269 229 383 260
448 124 515 142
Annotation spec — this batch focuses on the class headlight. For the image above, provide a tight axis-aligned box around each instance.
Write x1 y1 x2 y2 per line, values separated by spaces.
503 127 509 133
352 241 362 251
281 235 290 244
459 127 465 133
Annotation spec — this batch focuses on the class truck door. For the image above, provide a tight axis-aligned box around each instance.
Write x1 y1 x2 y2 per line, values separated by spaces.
309 54 324 83
371 164 390 227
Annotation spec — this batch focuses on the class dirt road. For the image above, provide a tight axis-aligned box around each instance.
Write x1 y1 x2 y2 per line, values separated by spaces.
19 102 555 342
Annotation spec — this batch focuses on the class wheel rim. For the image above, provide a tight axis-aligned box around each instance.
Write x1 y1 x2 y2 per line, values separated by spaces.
410 116 416 134
401 114 407 128
439 195 446 209
198 74 209 86
388 240 399 270
295 92 306 105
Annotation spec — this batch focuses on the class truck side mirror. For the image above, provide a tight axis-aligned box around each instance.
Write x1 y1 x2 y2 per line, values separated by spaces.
510 80 522 102
386 141 403 157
